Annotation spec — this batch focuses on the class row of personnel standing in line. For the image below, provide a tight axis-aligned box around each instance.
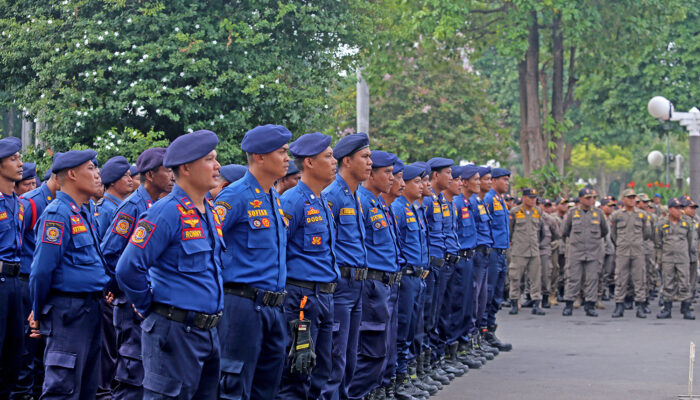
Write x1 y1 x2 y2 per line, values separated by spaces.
0 129 517 400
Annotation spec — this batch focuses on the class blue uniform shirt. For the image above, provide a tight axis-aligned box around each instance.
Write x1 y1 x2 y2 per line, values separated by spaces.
281 180 339 283
19 184 54 274
443 194 460 255
115 184 224 315
422 189 447 259
392 196 428 267
215 171 287 292
469 194 493 247
101 185 154 283
483 189 510 249
382 195 405 268
0 191 22 263
359 186 399 273
454 194 477 250
30 192 109 315
95 192 122 239
322 174 368 268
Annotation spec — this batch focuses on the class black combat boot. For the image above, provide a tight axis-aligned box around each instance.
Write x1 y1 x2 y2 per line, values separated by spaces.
413 354 441 392
485 325 512 351
463 337 487 364
425 350 453 382
439 357 465 377
470 335 494 360
477 331 499 356
444 344 469 374
642 300 652 314
410 361 438 395
454 341 482 369
682 302 696 320
557 286 565 302
562 300 573 316
521 293 534 308
394 373 421 400
509 299 518 315
657 301 672 319
375 385 388 400
542 294 551 309
611 302 624 318
635 301 647 319
624 298 634 310
584 301 598 317
531 300 546 315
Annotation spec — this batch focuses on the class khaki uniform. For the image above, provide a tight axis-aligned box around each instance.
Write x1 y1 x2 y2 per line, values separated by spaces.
552 213 567 293
601 216 616 296
508 205 545 301
690 217 699 296
643 211 658 292
562 206 608 302
539 212 560 296
610 208 651 303
656 216 693 302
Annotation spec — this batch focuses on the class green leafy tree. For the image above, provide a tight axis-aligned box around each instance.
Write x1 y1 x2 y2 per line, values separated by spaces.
570 142 633 196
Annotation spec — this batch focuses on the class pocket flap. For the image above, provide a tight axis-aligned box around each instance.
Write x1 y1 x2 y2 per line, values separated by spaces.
359 321 386 331
220 358 244 374
45 351 77 369
143 372 182 397
40 303 54 316
141 314 157 333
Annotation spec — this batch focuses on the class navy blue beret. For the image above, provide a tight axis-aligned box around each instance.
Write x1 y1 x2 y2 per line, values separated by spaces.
129 165 139 176
427 157 454 171
21 162 36 181
92 156 99 168
333 133 369 160
241 125 292 154
393 158 404 175
451 165 463 179
403 165 423 181
101 156 131 185
52 149 98 173
220 164 248 183
410 162 429 178
164 130 218 168
370 151 397 169
285 160 300 177
461 164 479 180
476 166 491 177
136 147 167 174
491 168 511 179
290 132 331 158
0 137 22 159
42 168 52 181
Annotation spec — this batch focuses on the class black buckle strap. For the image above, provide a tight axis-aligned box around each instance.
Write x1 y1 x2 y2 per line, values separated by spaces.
494 248 508 255
339 266 368 281
287 278 337 294
0 261 20 277
429 256 445 268
366 269 401 286
458 249 475 259
475 245 492 255
223 282 286 307
444 253 460 264
151 302 222 330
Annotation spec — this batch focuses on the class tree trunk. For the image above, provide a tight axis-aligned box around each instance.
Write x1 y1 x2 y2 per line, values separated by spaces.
523 11 544 174
551 12 565 174
518 60 530 175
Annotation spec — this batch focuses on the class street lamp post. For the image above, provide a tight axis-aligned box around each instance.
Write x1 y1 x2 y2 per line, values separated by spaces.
648 96 700 202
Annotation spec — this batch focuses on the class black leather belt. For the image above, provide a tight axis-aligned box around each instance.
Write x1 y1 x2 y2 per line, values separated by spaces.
151 302 222 330
224 282 286 307
339 266 368 281
18 273 29 282
494 248 508 255
0 261 20 277
402 264 429 280
429 256 445 268
475 245 492 255
459 249 475 259
287 278 337 294
366 268 401 285
50 290 102 299
444 253 460 264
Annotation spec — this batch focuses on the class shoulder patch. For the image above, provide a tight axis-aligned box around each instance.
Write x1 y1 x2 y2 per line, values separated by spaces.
112 212 136 238
42 220 64 245
129 219 156 249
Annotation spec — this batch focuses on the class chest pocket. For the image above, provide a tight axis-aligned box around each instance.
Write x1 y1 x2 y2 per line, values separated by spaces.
178 239 212 273
70 232 96 264
572 217 583 233
247 215 275 249
304 217 328 252
337 212 358 242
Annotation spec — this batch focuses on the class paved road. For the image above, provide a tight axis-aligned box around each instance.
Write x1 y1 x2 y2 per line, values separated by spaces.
437 301 700 400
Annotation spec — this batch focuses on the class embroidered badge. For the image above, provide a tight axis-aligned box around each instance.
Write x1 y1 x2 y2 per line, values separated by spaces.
18 204 24 222
177 205 195 216
146 200 152 208
252 219 262 228
129 220 156 248
112 212 135 238
248 209 268 218
306 207 320 216
181 197 194 209
215 205 227 221
250 200 262 208
339 208 355 216
42 220 64 245
70 215 88 234
311 236 322 245
70 203 79 213
261 217 271 228
461 207 470 219
0 211 7 221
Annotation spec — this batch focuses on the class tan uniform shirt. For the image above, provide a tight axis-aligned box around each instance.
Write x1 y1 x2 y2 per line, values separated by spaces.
610 207 651 257
643 211 656 255
562 206 608 262
539 212 561 256
509 205 545 257
655 216 693 265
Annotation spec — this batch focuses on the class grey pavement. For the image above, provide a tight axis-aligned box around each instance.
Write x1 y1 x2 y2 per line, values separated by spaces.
438 301 700 400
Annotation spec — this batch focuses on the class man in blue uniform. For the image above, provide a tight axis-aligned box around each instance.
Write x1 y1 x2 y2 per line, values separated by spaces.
482 167 513 352
215 125 291 400
15 160 60 399
348 151 400 399
96 156 133 238
102 148 173 400
0 137 25 398
277 132 339 400
15 162 36 196
28 149 110 399
321 133 371 400
116 131 223 399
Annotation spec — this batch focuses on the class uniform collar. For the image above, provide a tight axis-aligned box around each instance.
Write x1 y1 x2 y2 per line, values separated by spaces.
334 174 355 197
296 180 322 203
135 185 154 207
103 192 121 206
171 184 197 210
242 170 269 198
397 196 414 209
56 191 83 214
40 183 54 202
